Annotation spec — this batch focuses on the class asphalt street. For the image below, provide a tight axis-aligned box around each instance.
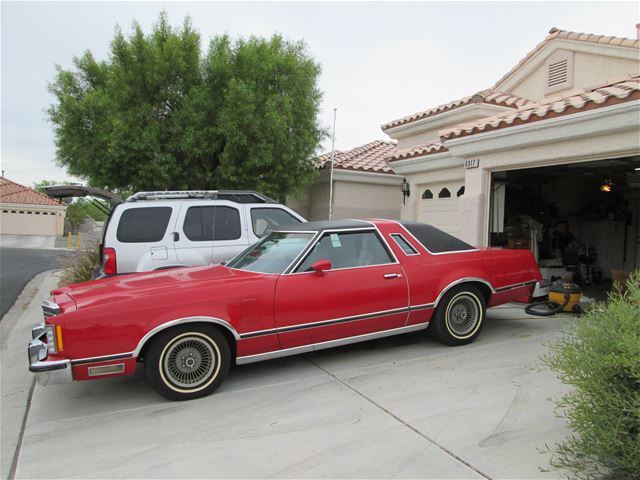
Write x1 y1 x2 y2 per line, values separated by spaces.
0 248 71 319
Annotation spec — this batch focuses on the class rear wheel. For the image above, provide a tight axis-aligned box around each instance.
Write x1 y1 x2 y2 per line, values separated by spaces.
430 285 486 346
144 325 230 401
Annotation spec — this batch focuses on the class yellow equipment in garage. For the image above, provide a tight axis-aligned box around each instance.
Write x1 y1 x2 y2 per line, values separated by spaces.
525 279 583 316
548 281 583 313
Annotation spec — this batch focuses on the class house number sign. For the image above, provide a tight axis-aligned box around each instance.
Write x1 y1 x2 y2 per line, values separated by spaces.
464 159 479 169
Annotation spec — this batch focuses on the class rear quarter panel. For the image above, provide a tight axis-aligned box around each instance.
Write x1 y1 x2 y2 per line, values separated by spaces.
376 222 540 318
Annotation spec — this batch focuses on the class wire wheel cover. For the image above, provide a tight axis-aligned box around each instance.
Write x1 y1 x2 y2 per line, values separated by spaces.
447 294 480 336
163 336 217 389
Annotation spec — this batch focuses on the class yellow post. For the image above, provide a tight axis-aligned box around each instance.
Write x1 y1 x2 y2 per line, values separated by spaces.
67 232 71 249
77 232 81 249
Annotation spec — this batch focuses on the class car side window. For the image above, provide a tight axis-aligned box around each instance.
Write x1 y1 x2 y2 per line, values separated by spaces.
251 208 301 238
390 234 419 255
116 207 172 243
296 231 394 272
183 206 241 241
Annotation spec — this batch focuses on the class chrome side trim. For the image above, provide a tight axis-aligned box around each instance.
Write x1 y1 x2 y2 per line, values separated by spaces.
494 280 537 293
236 323 429 365
276 306 409 334
433 277 496 308
240 304 434 339
409 302 435 311
133 316 241 356
71 353 134 366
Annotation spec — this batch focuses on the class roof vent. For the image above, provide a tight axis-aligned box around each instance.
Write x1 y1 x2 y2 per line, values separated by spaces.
544 50 574 95
548 59 568 88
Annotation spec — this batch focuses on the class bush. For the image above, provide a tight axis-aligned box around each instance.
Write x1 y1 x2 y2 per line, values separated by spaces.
58 246 100 286
543 271 640 479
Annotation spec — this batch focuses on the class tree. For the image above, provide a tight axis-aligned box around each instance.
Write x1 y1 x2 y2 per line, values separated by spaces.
48 13 324 201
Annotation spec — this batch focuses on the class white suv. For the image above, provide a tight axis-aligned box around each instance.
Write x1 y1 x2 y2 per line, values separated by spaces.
44 187 306 277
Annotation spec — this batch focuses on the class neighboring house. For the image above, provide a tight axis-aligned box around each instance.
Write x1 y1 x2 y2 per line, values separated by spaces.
0 176 67 242
382 28 640 275
288 140 402 221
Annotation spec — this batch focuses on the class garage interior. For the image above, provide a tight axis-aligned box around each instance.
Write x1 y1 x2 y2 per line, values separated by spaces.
489 156 640 300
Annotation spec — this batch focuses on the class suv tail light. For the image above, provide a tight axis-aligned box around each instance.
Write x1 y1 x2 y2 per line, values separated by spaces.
103 247 117 275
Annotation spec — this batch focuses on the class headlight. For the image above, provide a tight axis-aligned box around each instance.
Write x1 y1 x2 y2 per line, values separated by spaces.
45 325 58 354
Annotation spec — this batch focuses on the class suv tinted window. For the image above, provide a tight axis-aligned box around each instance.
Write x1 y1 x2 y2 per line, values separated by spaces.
183 206 241 241
296 231 393 272
116 207 172 243
251 208 300 238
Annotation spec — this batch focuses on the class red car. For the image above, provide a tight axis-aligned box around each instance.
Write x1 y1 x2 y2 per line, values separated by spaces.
28 219 541 400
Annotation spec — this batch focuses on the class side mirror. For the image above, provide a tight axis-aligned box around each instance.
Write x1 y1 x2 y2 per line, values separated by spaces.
311 259 332 273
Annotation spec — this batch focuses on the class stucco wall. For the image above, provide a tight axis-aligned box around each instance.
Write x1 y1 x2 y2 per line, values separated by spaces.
509 51 640 101
333 180 401 220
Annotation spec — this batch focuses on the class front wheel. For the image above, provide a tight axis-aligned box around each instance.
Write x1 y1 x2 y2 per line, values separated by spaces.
144 325 230 401
430 285 486 346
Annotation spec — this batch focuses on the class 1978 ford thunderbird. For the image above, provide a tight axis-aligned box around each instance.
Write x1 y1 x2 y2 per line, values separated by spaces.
28 219 541 400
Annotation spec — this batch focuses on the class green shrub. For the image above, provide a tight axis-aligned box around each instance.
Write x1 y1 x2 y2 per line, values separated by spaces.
58 245 100 286
543 271 640 479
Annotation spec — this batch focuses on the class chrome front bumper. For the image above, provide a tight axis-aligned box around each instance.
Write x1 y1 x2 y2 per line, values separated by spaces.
28 325 72 386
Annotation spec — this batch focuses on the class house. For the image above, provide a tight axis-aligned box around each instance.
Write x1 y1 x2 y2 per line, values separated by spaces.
288 140 402 220
383 28 640 278
0 176 67 246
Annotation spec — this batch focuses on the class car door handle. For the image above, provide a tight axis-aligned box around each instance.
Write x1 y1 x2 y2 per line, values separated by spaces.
383 273 401 279
173 232 180 241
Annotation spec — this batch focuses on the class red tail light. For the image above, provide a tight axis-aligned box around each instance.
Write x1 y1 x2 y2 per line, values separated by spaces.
103 247 117 275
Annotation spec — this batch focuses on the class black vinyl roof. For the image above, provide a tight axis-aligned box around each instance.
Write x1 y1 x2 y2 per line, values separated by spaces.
401 221 475 253
274 219 372 232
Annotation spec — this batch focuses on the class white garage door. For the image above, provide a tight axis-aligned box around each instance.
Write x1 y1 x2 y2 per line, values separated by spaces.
417 184 465 237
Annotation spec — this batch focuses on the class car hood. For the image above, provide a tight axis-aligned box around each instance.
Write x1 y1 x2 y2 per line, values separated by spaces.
52 265 265 311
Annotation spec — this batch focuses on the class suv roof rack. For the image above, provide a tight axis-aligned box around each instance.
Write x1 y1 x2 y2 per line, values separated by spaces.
126 190 277 204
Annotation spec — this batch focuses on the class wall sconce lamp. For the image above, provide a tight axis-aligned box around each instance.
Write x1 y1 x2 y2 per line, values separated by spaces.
600 179 613 193
401 177 410 204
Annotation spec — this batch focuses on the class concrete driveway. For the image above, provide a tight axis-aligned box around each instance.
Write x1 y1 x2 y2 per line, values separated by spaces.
5 273 571 479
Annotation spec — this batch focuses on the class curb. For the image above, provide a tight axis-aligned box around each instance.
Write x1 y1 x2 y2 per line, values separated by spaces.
0 270 61 480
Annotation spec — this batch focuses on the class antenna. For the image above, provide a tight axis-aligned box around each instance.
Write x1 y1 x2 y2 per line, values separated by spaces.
328 108 337 220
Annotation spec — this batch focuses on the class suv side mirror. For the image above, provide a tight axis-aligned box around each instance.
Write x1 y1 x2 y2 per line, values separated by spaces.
311 259 332 273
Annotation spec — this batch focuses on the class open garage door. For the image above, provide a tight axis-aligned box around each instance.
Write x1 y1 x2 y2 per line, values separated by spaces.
489 156 640 297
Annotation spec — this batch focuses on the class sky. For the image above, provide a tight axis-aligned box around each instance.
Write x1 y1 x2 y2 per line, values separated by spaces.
1 1 638 187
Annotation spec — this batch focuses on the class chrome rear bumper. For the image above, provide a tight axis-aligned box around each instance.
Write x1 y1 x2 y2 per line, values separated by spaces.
532 280 551 299
28 325 72 386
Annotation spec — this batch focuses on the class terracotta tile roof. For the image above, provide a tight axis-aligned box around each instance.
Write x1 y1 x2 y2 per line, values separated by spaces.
492 27 640 90
316 140 398 174
0 177 63 206
387 141 448 162
381 91 534 132
441 75 640 141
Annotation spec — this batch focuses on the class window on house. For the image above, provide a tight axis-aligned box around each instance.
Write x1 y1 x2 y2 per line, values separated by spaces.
422 190 433 200
438 188 451 198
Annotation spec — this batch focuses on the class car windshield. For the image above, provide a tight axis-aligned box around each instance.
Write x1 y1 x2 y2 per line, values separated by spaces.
226 232 314 274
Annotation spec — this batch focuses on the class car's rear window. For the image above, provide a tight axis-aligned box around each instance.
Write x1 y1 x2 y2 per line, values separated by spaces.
401 221 475 254
116 207 172 243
